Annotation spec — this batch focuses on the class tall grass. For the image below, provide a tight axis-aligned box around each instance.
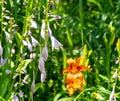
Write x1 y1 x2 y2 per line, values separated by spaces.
0 0 120 101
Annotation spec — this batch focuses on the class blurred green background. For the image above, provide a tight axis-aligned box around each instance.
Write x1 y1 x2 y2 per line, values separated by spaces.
0 0 120 101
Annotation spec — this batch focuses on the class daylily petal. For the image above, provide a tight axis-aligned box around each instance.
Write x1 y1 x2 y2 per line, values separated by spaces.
66 85 75 96
63 56 92 96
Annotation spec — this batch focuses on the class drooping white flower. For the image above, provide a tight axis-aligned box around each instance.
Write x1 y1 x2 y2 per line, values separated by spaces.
0 57 7 67
31 80 35 93
54 15 61 19
4 31 10 41
14 82 19 88
13 94 19 101
48 26 52 37
51 36 62 51
2 22 8 25
30 35 38 47
40 20 46 40
50 14 61 19
11 48 15 54
29 19 37 29
27 40 32 52
38 56 45 72
41 71 46 83
41 45 48 61
30 53 36 59
0 41 3 57
22 75 29 84
4 16 10 20
113 70 117 79
19 90 24 98
6 69 11 74
22 40 28 46
109 86 115 101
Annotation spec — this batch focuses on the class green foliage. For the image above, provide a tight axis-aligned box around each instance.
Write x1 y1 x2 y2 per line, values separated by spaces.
0 0 120 100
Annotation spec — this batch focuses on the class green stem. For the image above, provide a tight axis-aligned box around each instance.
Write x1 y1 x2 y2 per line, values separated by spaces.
0 0 4 40
22 0 33 35
79 0 84 46
13 0 18 23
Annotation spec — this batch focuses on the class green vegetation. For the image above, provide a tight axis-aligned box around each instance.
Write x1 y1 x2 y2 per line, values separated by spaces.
0 0 120 101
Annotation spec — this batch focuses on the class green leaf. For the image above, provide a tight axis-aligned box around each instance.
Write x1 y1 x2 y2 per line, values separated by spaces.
97 85 111 95
16 32 22 40
66 30 73 48
0 78 9 97
16 59 32 73
57 97 74 101
98 74 109 82
54 91 67 101
34 83 45 94
88 0 102 11
0 96 6 101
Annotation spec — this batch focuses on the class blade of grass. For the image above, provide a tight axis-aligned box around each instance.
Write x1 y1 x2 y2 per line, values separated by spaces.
79 0 84 46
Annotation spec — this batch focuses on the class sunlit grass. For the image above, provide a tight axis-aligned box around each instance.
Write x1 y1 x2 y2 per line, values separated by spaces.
0 0 120 101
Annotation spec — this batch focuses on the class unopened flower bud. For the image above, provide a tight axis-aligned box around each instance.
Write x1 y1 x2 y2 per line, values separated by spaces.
41 71 46 83
116 39 120 52
31 80 35 93
0 41 3 57
38 56 45 72
48 27 52 37
42 45 48 61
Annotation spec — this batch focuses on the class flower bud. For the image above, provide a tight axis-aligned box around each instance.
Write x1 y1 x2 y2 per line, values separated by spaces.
41 71 46 83
48 27 52 37
0 41 3 57
42 45 48 61
116 39 120 52
31 80 35 93
38 56 45 72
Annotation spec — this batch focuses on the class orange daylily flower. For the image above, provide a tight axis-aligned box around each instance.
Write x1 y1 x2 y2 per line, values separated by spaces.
63 57 92 96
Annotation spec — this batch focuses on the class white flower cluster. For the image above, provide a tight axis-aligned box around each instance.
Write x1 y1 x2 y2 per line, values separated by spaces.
38 20 62 82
